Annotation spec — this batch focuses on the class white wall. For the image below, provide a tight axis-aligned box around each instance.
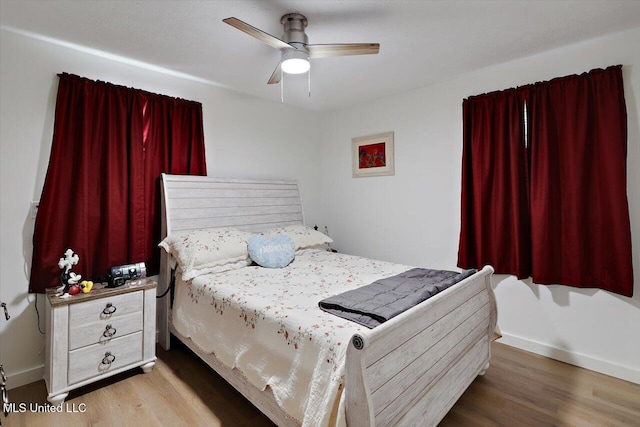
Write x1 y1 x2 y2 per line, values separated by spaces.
0 28 322 388
319 27 640 384
2 24 638 392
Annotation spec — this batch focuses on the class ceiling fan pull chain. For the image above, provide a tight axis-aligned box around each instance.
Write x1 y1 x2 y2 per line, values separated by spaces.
308 66 311 98
281 68 284 103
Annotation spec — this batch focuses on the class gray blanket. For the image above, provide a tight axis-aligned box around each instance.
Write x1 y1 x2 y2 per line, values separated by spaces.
318 268 477 328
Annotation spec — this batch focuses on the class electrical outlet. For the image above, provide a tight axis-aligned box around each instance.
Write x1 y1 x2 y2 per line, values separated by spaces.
30 201 39 219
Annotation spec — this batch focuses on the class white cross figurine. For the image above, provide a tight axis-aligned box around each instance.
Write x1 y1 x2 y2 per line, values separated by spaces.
57 249 82 296
58 248 79 273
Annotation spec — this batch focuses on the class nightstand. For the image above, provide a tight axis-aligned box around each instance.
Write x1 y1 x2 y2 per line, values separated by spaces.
44 278 156 404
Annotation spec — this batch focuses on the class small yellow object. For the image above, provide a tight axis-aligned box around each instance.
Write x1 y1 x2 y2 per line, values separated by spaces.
80 280 93 293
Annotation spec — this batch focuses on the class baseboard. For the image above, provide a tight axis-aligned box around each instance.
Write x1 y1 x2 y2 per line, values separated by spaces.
5 364 44 390
498 332 640 385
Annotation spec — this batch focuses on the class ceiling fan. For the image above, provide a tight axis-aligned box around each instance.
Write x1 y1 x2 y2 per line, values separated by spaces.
223 13 380 85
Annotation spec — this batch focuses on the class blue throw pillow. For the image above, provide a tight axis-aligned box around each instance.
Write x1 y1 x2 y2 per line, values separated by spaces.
248 234 295 268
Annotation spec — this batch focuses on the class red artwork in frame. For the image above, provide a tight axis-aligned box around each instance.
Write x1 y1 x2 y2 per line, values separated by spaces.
358 142 387 169
352 132 394 177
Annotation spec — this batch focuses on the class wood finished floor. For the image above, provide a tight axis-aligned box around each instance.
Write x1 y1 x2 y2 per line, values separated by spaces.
3 341 639 426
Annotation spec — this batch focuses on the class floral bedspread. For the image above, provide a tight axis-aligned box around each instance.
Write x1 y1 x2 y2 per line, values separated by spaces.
172 249 411 427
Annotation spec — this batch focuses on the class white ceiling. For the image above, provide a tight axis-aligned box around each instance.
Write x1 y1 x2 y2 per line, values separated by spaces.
1 0 639 112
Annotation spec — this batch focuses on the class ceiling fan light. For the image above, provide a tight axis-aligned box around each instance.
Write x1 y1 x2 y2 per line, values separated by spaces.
282 58 310 74
281 50 310 74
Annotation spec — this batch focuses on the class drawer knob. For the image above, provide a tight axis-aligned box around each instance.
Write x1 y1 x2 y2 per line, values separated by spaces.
101 352 116 365
102 303 117 315
103 324 117 338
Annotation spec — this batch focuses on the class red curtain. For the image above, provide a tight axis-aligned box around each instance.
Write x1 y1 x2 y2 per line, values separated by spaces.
29 74 206 293
458 89 531 278
458 65 633 297
142 93 207 275
528 67 633 295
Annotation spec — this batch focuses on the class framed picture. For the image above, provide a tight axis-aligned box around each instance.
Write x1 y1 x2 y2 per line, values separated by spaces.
352 132 395 178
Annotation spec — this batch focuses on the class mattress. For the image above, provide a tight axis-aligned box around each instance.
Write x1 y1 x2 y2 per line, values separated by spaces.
172 249 411 427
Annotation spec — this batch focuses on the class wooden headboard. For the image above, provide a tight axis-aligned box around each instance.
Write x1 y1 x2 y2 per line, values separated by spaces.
157 173 305 348
160 174 304 234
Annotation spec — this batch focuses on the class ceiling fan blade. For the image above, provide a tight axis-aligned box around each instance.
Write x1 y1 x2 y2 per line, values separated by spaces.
267 62 282 85
307 43 380 59
223 17 294 51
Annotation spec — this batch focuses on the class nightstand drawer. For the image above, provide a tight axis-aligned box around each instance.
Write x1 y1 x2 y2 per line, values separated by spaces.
68 332 143 385
69 291 143 324
69 311 143 350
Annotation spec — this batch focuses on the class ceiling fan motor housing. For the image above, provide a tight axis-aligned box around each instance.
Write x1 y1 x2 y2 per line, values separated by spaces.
281 13 308 51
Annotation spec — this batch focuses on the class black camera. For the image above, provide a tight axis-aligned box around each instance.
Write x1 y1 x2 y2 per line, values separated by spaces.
107 262 147 287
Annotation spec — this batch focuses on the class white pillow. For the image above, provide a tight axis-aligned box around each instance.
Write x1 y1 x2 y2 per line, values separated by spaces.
262 224 333 251
159 227 252 280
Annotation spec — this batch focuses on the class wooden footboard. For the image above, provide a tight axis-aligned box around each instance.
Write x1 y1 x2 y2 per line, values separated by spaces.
345 265 496 427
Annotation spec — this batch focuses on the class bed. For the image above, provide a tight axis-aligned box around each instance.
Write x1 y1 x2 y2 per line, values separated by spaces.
157 173 497 427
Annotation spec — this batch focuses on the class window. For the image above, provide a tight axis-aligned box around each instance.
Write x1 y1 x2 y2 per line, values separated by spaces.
458 66 633 297
29 74 207 293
